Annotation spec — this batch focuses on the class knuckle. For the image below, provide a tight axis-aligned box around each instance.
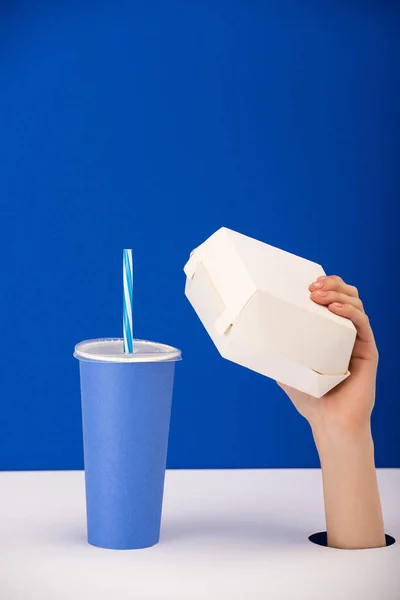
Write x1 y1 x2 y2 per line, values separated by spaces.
347 304 356 314
350 285 359 297
337 302 351 313
368 346 379 363
328 292 341 303
325 277 340 291
355 298 364 310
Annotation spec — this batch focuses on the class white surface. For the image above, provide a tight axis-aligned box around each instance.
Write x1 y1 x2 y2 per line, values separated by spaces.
0 469 399 600
184 227 356 397
74 338 181 363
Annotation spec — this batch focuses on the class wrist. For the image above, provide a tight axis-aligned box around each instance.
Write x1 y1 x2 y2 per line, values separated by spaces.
311 419 374 463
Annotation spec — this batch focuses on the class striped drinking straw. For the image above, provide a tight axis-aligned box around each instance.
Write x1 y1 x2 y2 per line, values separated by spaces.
123 249 134 353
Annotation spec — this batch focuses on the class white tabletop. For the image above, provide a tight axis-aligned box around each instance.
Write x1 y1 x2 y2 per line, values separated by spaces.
0 469 399 600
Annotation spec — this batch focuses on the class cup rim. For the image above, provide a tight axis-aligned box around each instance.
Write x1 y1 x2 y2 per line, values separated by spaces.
74 338 182 363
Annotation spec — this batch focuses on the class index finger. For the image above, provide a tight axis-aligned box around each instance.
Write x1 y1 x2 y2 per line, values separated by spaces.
329 302 375 345
309 275 359 299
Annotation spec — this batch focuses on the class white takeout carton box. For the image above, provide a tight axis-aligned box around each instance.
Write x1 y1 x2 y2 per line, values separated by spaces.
184 227 356 398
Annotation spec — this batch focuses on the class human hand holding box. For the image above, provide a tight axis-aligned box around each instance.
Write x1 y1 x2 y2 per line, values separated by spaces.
184 227 356 398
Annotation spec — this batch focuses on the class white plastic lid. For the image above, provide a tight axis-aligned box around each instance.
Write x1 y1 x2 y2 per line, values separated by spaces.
74 338 181 363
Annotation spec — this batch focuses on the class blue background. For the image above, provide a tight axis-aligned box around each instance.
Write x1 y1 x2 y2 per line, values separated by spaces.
1 1 399 470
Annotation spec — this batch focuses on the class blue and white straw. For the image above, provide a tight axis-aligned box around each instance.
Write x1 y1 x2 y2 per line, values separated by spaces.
123 249 134 353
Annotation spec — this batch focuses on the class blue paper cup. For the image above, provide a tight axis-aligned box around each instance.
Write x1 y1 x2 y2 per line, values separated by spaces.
74 338 181 550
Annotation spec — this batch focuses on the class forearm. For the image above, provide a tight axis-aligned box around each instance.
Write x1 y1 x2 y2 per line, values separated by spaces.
312 422 386 549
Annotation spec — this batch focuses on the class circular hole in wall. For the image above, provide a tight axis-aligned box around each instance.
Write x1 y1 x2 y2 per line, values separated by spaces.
309 531 396 548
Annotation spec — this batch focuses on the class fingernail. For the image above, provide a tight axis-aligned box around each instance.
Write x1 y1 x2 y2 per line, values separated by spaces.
318 276 327 280
313 281 323 288
316 289 327 296
334 302 343 308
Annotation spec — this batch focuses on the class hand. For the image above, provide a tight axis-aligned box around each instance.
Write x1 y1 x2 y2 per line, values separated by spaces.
278 275 385 549
278 275 379 435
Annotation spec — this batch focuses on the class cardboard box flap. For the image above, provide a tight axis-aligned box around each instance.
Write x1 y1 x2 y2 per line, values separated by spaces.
183 252 199 280
215 301 255 336
184 251 257 336
184 230 258 335
185 261 224 349
312 370 350 398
